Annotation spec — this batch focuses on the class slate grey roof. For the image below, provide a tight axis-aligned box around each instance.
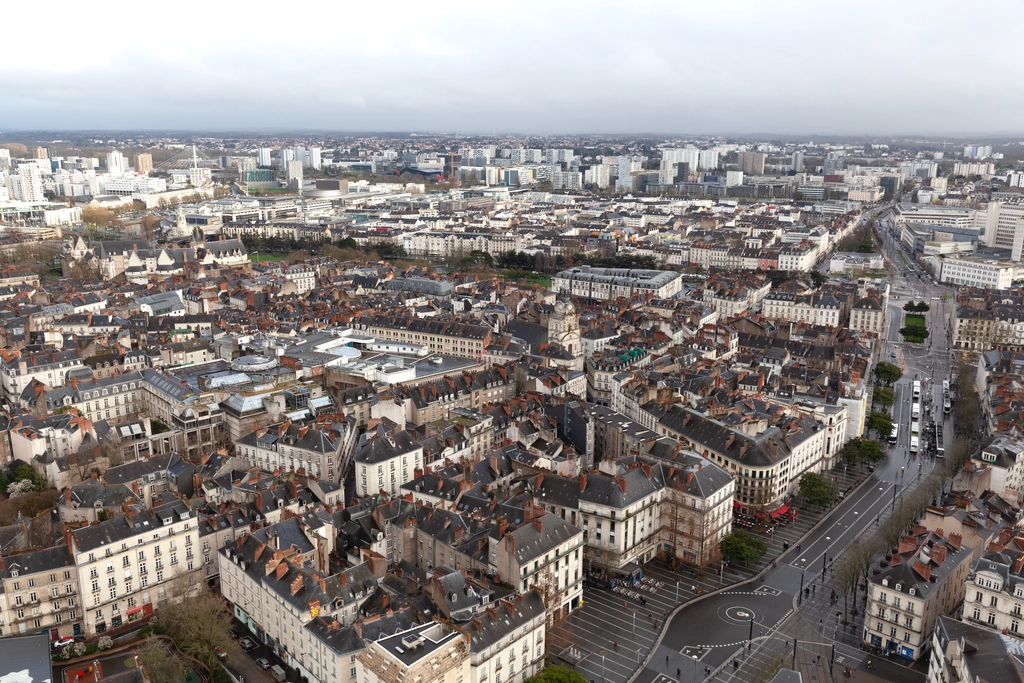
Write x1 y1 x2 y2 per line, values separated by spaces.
2 545 74 578
506 512 581 563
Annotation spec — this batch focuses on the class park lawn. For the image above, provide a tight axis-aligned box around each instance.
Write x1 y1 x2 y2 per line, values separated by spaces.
248 254 285 262
500 269 551 287
905 313 926 329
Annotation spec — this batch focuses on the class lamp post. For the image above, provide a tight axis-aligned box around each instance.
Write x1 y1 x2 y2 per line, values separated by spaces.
720 560 724 586
676 580 680 603
822 536 831 580
692 654 699 682
892 483 898 511
798 558 806 606
601 651 606 683
748 614 754 651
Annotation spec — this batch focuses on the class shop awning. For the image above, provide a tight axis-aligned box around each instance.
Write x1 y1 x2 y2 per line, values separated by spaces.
776 504 790 516
126 606 144 616
733 501 742 511
769 509 783 518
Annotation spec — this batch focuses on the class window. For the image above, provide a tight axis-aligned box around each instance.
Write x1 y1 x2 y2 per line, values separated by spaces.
110 588 117 600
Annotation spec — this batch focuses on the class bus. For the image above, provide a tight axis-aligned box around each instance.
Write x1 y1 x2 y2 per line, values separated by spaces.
913 381 921 399
888 424 899 445
910 436 919 454
911 421 919 437
912 401 920 419
942 380 950 393
935 423 944 458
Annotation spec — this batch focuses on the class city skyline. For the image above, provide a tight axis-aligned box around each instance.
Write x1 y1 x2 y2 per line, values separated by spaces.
5 0 1024 135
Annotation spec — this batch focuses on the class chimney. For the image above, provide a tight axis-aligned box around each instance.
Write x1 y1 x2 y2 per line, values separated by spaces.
618 477 627 494
275 561 288 580
290 575 303 595
533 517 542 533
580 473 587 493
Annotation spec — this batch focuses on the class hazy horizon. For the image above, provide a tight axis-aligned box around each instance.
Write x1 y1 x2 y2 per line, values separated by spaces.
6 0 1022 136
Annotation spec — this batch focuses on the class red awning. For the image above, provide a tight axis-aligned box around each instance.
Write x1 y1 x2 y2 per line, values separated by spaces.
776 504 790 516
769 509 783 518
126 606 144 615
733 501 742 511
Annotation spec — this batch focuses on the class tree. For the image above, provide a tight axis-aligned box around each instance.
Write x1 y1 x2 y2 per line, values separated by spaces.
719 529 768 565
81 205 120 230
841 438 885 467
138 639 182 683
526 666 588 683
899 326 929 342
152 573 232 673
872 386 895 411
141 215 161 240
798 472 835 508
866 411 894 440
874 362 902 386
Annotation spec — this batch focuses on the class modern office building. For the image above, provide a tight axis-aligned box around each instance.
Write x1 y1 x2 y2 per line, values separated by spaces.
106 151 129 176
257 147 272 167
939 256 1017 289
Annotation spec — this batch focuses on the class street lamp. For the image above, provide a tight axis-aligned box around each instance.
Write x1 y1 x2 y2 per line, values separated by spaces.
822 536 831 580
600 651 606 683
692 655 699 682
798 558 807 605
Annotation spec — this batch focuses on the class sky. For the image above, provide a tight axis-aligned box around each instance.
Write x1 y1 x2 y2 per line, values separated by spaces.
3 0 1023 136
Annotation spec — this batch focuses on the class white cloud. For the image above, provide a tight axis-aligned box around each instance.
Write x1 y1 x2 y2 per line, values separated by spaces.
3 0 1023 134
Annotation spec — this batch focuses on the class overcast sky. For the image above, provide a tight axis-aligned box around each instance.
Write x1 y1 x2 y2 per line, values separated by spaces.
4 0 1021 136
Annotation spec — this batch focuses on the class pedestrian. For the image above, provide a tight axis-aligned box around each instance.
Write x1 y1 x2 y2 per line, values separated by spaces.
666 655 669 665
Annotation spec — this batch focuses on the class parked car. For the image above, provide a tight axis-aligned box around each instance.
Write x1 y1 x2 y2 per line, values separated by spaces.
53 637 75 649
256 658 272 670
215 647 227 660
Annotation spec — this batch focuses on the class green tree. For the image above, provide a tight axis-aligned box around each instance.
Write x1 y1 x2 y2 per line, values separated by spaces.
872 386 895 410
866 411 894 440
899 326 929 342
719 529 768 565
841 438 885 467
874 362 903 386
798 472 835 508
526 667 587 683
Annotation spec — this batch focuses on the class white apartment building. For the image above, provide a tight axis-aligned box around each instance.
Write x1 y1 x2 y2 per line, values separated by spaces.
0 546 80 639
0 348 82 399
283 264 317 293
235 419 357 484
220 533 379 683
462 591 547 683
352 431 425 498
584 164 611 189
939 256 1016 289
495 513 584 624
552 171 583 190
70 499 199 635
962 546 1024 638
553 266 683 301
357 623 470 683
777 243 818 271
863 530 971 661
